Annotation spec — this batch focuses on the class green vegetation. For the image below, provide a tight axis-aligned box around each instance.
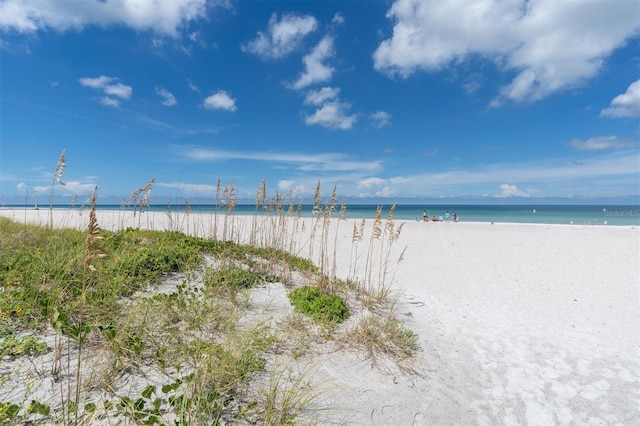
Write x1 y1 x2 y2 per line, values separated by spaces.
288 286 350 324
0 168 416 424
0 334 48 358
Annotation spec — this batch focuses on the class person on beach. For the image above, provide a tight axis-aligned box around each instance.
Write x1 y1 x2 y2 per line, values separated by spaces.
445 211 451 222
453 211 458 222
423 210 428 222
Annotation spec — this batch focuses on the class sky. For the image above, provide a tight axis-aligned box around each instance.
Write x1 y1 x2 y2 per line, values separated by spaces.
0 0 639 206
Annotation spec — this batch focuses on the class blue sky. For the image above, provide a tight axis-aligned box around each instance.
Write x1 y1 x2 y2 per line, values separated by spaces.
1 0 639 205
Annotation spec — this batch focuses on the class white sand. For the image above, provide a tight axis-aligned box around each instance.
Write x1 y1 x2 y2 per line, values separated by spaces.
1 208 639 425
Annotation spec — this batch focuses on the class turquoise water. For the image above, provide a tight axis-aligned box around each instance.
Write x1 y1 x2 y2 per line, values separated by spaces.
27 204 640 226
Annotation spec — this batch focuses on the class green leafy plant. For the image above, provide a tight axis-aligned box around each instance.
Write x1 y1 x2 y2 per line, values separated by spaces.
0 334 48 358
288 286 349 324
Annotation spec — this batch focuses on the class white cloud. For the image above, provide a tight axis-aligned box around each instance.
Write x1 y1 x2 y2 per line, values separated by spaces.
370 110 392 128
305 101 357 130
304 87 340 106
601 79 640 118
103 82 132 99
332 13 345 25
373 0 640 104
155 87 177 106
203 90 236 111
187 80 200 92
496 184 530 198
157 182 217 195
0 0 219 36
100 97 121 108
79 75 132 107
323 150 639 199
16 182 27 191
358 177 387 188
181 146 381 173
375 186 395 197
31 181 97 196
242 13 317 59
568 136 638 151
290 36 334 90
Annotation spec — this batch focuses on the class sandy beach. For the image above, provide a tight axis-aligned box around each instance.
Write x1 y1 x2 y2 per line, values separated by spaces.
1 208 639 425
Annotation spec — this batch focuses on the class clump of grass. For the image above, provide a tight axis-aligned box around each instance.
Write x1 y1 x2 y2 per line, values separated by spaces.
203 266 262 304
348 314 419 371
288 286 349 324
262 365 324 426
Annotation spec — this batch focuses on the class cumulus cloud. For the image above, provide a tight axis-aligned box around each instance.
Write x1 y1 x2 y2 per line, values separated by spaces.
369 110 392 128
305 101 357 130
568 136 638 151
302 87 357 130
203 90 236 111
373 0 640 104
79 75 132 107
601 79 640 118
242 13 317 59
290 36 334 90
304 87 340 106
155 87 177 106
496 184 530 198
0 0 218 36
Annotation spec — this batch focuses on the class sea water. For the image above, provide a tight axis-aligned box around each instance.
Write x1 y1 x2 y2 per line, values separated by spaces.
32 204 640 226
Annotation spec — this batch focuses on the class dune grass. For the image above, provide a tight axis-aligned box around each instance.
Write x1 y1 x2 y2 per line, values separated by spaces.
1 154 416 425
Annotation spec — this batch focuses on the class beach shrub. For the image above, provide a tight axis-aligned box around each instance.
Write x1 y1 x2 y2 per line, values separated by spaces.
288 286 349 324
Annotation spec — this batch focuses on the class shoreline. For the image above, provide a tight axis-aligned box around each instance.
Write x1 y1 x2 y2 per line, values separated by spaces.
0 207 637 229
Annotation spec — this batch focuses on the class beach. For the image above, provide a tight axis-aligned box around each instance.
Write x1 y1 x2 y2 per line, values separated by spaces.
1 208 639 424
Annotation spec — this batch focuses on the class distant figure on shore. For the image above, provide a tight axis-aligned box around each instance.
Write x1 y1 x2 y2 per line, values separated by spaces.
453 211 458 222
431 215 437 222
423 210 428 222
445 211 451 222
438 215 444 222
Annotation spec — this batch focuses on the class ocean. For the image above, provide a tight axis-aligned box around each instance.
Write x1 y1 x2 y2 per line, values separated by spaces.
19 204 639 226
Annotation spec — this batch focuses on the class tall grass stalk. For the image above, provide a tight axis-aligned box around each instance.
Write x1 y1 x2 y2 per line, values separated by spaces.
49 149 66 229
318 186 337 282
308 181 322 262
185 200 191 235
330 198 347 288
263 365 322 426
378 204 397 292
365 206 383 290
213 177 222 240
349 219 365 282
252 179 267 246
